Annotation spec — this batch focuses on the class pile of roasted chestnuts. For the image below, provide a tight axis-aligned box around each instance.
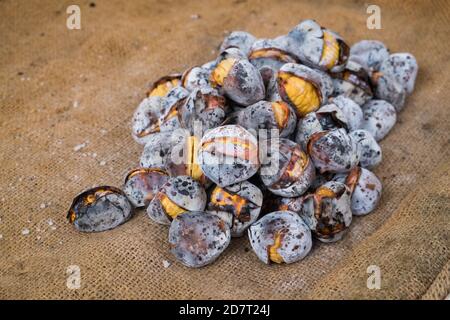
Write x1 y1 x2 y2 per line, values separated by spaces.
67 19 418 268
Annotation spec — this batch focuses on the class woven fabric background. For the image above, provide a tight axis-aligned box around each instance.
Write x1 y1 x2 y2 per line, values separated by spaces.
0 0 449 299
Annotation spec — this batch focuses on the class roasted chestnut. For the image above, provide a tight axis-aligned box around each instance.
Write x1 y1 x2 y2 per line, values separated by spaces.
147 176 207 225
198 125 260 187
67 186 133 232
349 40 390 73
307 128 360 173
286 19 349 72
248 210 312 264
334 167 382 216
300 181 352 242
260 138 315 197
277 63 333 117
235 100 297 138
207 180 263 237
123 168 169 208
169 211 231 268
210 58 265 106
131 96 166 145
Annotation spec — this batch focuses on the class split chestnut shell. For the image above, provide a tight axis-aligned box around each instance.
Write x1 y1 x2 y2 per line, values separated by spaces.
260 138 315 197
219 31 256 56
207 181 263 237
248 210 312 264
300 181 352 242
248 38 298 72
198 125 260 187
349 40 390 73
146 74 181 97
146 176 206 225
169 211 231 268
67 186 133 232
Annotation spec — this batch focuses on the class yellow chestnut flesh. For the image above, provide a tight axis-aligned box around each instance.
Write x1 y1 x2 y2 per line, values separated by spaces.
278 72 320 117
320 31 340 70
210 187 248 218
249 49 294 63
158 193 186 219
186 136 203 181
149 78 181 97
269 231 284 263
271 101 290 129
210 58 236 87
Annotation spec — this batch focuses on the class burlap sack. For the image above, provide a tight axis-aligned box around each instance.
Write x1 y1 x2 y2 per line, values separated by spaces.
0 0 449 300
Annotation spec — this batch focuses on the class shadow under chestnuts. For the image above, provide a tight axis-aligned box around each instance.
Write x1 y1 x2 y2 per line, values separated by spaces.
67 18 418 268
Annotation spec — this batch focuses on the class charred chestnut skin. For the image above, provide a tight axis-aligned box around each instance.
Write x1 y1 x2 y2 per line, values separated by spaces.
207 180 263 237
169 211 231 268
300 181 352 242
67 186 133 232
123 168 169 208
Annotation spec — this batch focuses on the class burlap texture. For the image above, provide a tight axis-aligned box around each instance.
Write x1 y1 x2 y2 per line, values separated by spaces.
0 0 449 299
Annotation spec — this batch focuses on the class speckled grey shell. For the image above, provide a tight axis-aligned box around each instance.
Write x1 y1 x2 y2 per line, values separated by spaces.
68 186 133 232
332 60 373 106
207 181 263 237
123 169 169 208
373 72 406 111
169 211 231 268
181 66 210 91
260 138 315 197
379 53 418 95
179 87 227 135
198 125 260 187
147 176 206 225
360 100 397 141
248 210 312 264
278 63 334 107
334 168 382 216
286 20 348 72
201 60 217 73
158 86 191 132
308 128 360 173
295 112 325 151
331 95 363 131
349 40 390 72
217 47 248 62
222 59 265 106
248 38 297 72
235 100 297 138
300 181 352 242
140 131 184 170
219 31 256 56
349 130 382 168
131 96 166 145
308 172 335 191
263 69 282 102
